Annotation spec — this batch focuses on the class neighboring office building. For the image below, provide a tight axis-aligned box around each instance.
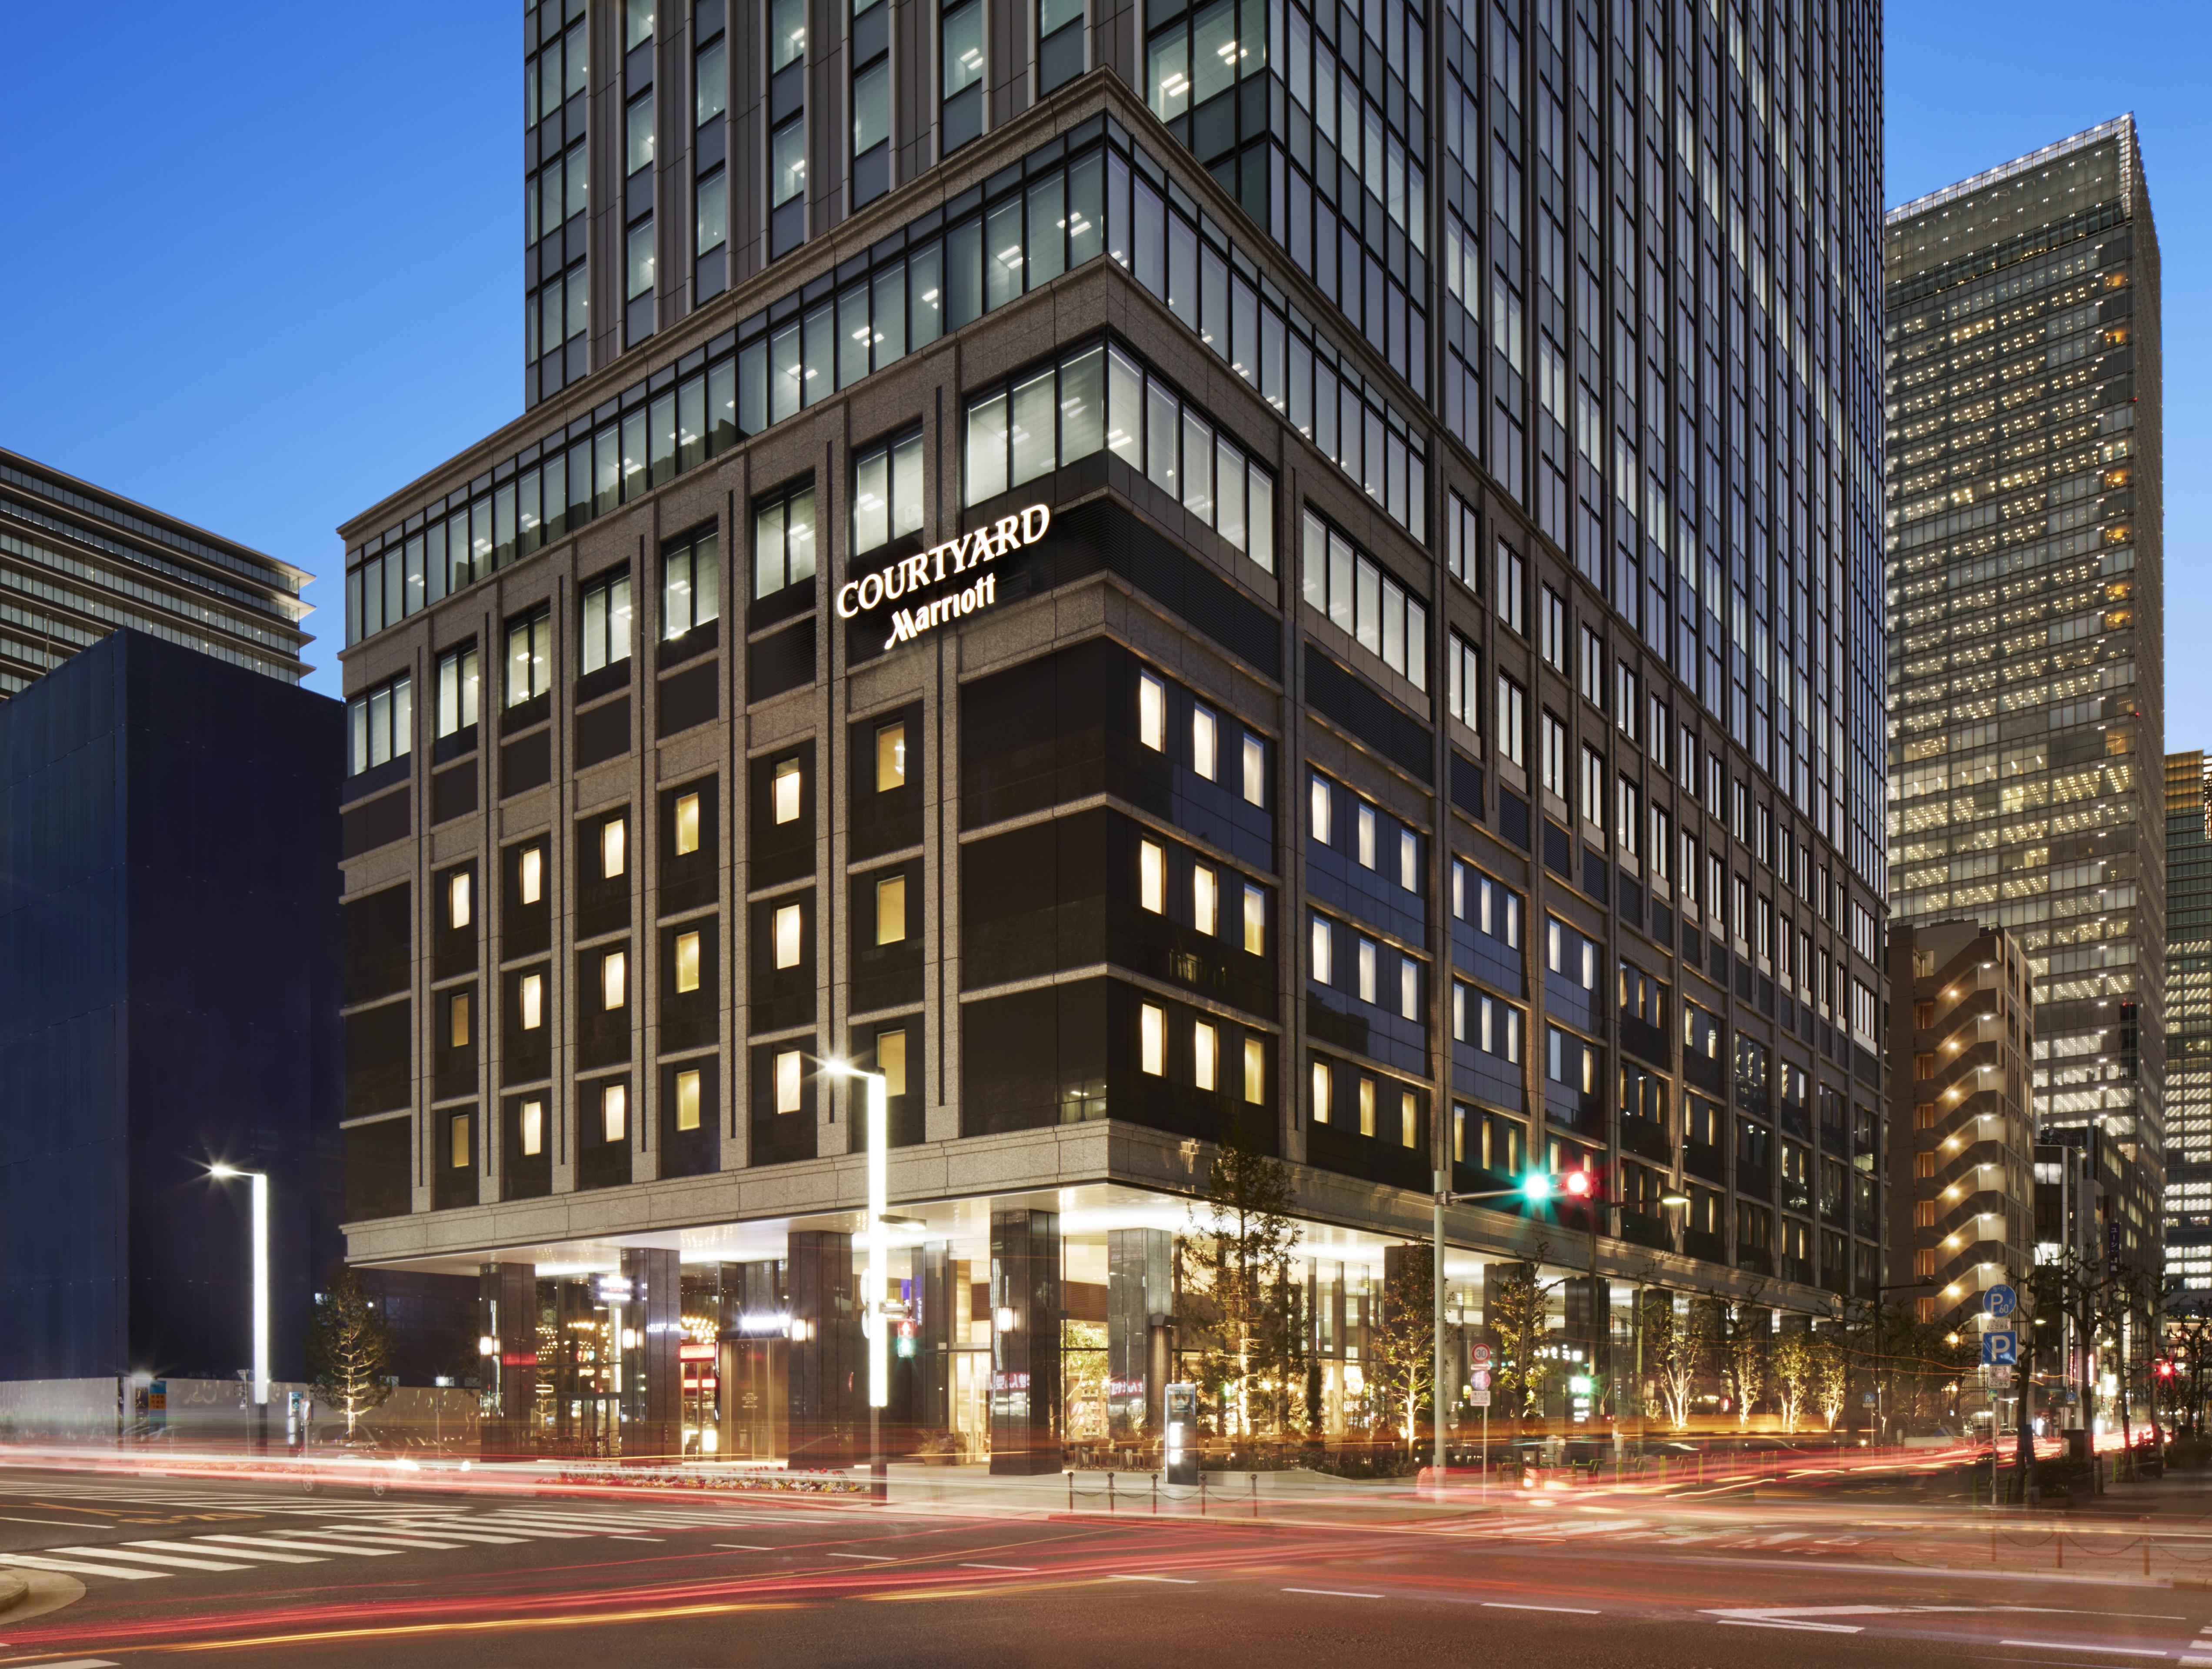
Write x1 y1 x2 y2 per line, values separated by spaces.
0 447 316 697
336 0 1887 1466
0 630 343 1385
1883 116 2165 1280
1886 921 2036 1325
2166 751 2212 1290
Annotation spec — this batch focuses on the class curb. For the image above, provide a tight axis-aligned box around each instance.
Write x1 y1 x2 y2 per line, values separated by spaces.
0 1569 27 1616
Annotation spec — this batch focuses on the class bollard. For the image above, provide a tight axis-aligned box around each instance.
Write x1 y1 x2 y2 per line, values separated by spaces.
1069 1471 1075 1512
1153 1471 1159 1515
2144 1518 2152 1578
1109 1471 1116 1514
1201 1470 1208 1516
1251 1472 1259 1520
2057 1524 2064 1569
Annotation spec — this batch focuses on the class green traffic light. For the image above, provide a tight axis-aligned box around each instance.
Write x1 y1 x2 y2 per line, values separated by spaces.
1520 1171 1554 1203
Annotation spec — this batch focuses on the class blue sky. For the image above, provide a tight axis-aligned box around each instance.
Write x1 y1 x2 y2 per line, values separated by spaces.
0 3 2204 726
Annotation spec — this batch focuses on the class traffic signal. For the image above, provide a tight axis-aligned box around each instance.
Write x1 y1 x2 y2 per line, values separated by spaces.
1520 1170 1555 1203
2157 1359 2175 1380
1563 1169 1594 1200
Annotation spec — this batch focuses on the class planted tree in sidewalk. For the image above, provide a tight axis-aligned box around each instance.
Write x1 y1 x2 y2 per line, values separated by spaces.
1812 1333 1851 1431
1375 1243 1435 1453
307 1266 394 1439
1489 1244 1560 1428
1642 1290 1699 1430
1770 1327 1815 1432
1179 1117 1301 1442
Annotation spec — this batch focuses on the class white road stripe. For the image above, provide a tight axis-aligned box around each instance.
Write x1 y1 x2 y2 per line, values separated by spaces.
960 1563 1037 1571
397 1519 588 1539
1483 1602 1601 1615
0 1552 171 1580
356 1526 530 1544
41 1546 250 1572
716 1543 772 1551
127 1539 323 1565
1998 1645 2169 1658
1108 1575 1196 1584
298 1529 473 1549
5 1659 120 1668
1286 1588 1382 1599
828 1552 894 1560
198 1534 403 1557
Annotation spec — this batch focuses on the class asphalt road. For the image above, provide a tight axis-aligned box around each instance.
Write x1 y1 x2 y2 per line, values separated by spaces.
0 1463 2206 1667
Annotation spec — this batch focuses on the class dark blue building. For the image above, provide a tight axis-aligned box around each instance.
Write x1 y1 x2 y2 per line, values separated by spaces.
0 629 343 1383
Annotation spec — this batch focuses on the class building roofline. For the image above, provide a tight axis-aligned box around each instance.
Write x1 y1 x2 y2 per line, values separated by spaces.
1886 114 2135 227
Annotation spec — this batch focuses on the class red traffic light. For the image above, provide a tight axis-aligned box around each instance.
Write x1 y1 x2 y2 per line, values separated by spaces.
1563 1169 1593 1198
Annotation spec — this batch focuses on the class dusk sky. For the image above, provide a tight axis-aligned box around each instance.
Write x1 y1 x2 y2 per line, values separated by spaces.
2 2 2205 728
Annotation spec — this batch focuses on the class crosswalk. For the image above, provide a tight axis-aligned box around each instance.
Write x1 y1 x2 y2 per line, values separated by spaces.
0 1503 770 1587
1430 1513 1869 1552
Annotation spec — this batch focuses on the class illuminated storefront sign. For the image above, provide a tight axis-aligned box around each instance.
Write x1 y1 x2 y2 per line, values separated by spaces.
837 503 1051 651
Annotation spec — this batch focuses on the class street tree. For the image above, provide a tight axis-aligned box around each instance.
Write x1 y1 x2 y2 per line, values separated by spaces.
1770 1328 1815 1432
1375 1243 1435 1453
1642 1291 1699 1430
1179 1119 1301 1440
1812 1333 1850 1430
1488 1245 1560 1428
307 1266 394 1439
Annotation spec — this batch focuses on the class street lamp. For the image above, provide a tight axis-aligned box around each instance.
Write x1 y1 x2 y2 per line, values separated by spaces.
208 1163 269 1448
824 1058 889 1498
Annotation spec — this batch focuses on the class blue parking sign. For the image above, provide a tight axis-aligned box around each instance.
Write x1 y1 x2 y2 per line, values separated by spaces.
1981 1330 2018 1367
1985 1284 2017 1318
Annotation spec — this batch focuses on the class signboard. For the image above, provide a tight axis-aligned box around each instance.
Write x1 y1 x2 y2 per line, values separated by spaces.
1469 1370 1492 1390
1985 1284 2017 1319
1980 1330 2018 1368
837 505 1051 652
1470 1344 1493 1370
1987 1367 2013 1388
1469 1389 1492 1408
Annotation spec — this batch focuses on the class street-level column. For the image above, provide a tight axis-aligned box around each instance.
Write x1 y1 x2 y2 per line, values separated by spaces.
990 1207 1062 1475
1107 1227 1172 1452
479 1260 538 1458
788 1230 859 1467
622 1247 680 1462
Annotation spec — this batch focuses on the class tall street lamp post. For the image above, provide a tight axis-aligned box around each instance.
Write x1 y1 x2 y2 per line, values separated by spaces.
826 1060 889 1499
208 1163 269 1451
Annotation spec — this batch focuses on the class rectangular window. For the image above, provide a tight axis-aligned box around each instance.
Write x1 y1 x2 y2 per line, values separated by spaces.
877 1025 909 1096
519 848 543 907
1244 1036 1265 1103
774 901 804 968
1193 864 1217 935
580 570 633 674
850 0 891 203
1310 773 1332 845
1242 732 1266 806
1310 914 1332 985
773 758 802 824
1192 704 1217 781
346 675 413 775
753 482 816 602
1358 1075 1376 1137
505 611 551 707
776 1047 804 1113
435 646 480 738
1539 585 1565 670
663 527 721 634
447 989 471 1049
875 721 907 791
876 872 907 944
602 948 627 1010
1446 630 1480 738
772 113 806 206
674 791 702 855
1193 1019 1216 1091
1496 541 1525 635
1357 938 1376 1003
1311 1058 1330 1124
1140 1003 1166 1074
1243 884 1266 955
449 870 472 930
450 1111 471 1170
1356 804 1376 869
600 1081 627 1143
674 929 702 993
1038 0 1084 92
941 0 984 151
1400 958 1419 1021
520 1098 544 1156
520 971 544 1031
695 168 728 256
852 429 924 556
675 1066 703 1131
1539 711 1566 797
1301 509 1426 688
601 816 627 879
1139 839 1165 913
1139 671 1166 751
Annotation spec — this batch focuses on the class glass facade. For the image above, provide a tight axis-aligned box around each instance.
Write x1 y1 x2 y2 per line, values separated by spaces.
1882 117 2165 1273
2168 752 2210 1290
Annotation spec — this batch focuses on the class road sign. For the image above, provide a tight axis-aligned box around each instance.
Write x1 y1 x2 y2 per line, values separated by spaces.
1988 1366 2014 1388
1470 1343 1493 1369
1862 1392 1878 1408
1469 1388 1492 1408
1981 1330 2019 1367
1470 1369 1492 1390
1985 1284 2017 1319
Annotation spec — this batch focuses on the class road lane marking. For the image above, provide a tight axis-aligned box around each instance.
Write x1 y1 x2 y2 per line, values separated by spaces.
716 1543 772 1551
1483 1602 1600 1615
1286 1588 1382 1599
0 1552 171 1579
1109 1575 1196 1584
829 1552 895 1561
360 1528 531 1544
38 1546 251 1572
3 1659 120 1668
961 1563 1038 1571
198 1534 403 1557
610 1536 666 1542
296 1529 473 1549
126 1538 324 1564
0 1514 116 1529
1999 1646 2170 1658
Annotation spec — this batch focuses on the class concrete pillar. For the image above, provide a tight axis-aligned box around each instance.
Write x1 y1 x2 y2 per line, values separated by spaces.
1107 1228 1171 1440
479 1261 538 1458
915 1241 953 1436
621 1247 680 1462
989 1207 1061 1475
787 1230 859 1467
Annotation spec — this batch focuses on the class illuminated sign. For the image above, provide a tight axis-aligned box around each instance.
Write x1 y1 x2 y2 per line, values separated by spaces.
837 504 1051 651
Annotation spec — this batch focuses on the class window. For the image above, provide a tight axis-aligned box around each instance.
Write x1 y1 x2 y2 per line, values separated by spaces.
603 1081 629 1142
1243 884 1266 955
448 870 472 930
1038 0 1084 92
600 816 626 879
1311 1059 1331 1124
941 0 984 152
1616 776 1639 856
1140 1003 1166 1074
775 1047 804 1113
346 675 412 775
1356 938 1376 1003
1495 542 1525 635
435 646 480 738
1539 584 1565 669
1914 1199 1936 1228
851 0 892 206
1309 773 1332 844
520 1098 544 1157
663 527 721 635
1650 807 1669 881
1446 631 1480 738
675 1066 703 1131
853 429 923 556
1194 865 1218 934
1242 733 1266 805
1914 1151 1935 1180
447 990 471 1049
876 872 907 943
1446 491 1478 591
1577 624 1604 708
675 929 702 993
1356 804 1376 869
1193 1019 1217 1091
602 948 627 1010
1539 711 1566 797
450 1111 471 1170
1192 704 1217 781
1399 958 1419 1021
1139 671 1166 751
1400 1091 1418 1149
1358 1076 1376 1137
773 758 802 824
519 848 544 907
1301 510 1426 688
1140 839 1165 912
1495 675 1526 768
875 721 907 791
1913 1247 1936 1280
769 0 808 253
1399 828 1418 893
1243 1036 1265 1103
876 1025 909 1095
674 791 702 855
1310 914 1333 984
580 569 633 673
774 901 804 968
520 971 545 1031
506 611 551 707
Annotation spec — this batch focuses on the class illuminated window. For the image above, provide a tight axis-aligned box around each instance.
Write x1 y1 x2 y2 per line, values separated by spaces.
1140 1003 1165 1074
1356 804 1376 869
773 1049 804 1113
877 1026 908 1097
775 902 803 968
1139 671 1166 751
602 816 627 879
603 948 627 1010
1242 732 1266 806
447 990 471 1049
1193 864 1217 934
1243 884 1265 954
1193 1020 1216 1091
1358 1075 1376 1137
449 1112 470 1170
674 791 701 855
773 757 802 824
1399 828 1418 892
1357 938 1376 1003
1311 1059 1330 1124
876 721 907 791
602 1082 628 1142
520 972 544 1031
1140 840 1165 913
1310 774 1331 844
449 871 472 929
674 1067 702 1131
1310 915 1332 984
876 873 906 944
1400 1091 1417 1149
1192 704 1217 780
674 930 701 993
520 847 543 906
1243 1036 1265 1104
519 1098 544 1156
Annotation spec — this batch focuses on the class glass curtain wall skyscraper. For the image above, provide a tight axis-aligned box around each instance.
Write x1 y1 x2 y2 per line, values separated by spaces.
337 0 1885 1464
2167 751 2211 1290
1882 116 2164 1275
